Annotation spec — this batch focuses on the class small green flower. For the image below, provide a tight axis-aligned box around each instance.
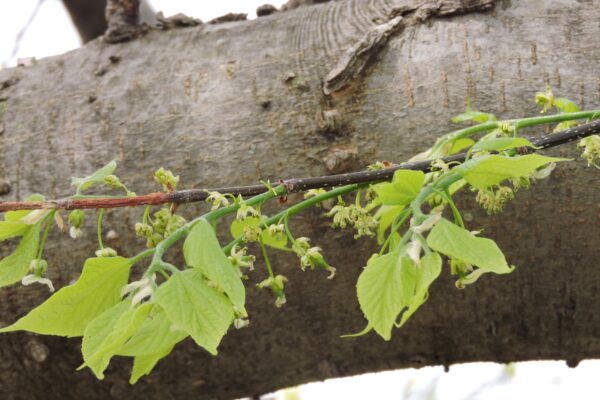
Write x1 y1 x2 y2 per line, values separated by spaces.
578 135 600 168
326 204 353 229
242 226 261 242
228 245 256 273
95 247 118 257
134 222 153 237
535 86 555 114
68 210 85 228
154 167 179 191
205 191 230 211
236 198 260 220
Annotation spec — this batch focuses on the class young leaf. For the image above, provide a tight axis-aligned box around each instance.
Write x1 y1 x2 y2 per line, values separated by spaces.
184 219 246 315
0 257 131 337
0 222 40 287
129 345 177 384
470 137 536 154
118 309 187 384
375 205 405 245
81 301 153 379
554 98 580 113
118 309 187 357
154 269 234 355
447 138 475 155
356 251 416 340
230 216 287 250
0 221 29 242
372 170 425 206
71 160 117 193
398 252 442 326
426 218 513 275
452 110 496 124
455 154 568 189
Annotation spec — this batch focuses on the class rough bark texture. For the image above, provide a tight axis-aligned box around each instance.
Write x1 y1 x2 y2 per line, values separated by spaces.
0 0 599 398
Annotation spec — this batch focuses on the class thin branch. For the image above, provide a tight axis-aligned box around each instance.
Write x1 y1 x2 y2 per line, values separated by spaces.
0 119 599 213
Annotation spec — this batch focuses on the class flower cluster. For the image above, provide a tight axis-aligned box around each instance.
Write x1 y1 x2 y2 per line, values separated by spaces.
135 207 186 248
292 237 335 278
121 274 155 305
228 245 256 277
257 275 288 307
205 191 230 211
475 186 515 214
154 167 179 192
578 135 600 168
326 204 378 239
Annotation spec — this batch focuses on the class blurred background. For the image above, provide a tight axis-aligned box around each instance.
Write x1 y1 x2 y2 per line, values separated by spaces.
1 1 600 399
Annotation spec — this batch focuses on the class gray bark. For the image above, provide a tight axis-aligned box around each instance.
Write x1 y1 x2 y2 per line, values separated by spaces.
0 0 599 398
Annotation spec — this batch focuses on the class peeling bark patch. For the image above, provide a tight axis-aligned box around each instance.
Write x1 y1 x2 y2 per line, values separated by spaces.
209 13 247 24
597 76 600 102
322 15 405 95
104 0 146 43
488 65 494 83
322 0 495 96
156 11 202 29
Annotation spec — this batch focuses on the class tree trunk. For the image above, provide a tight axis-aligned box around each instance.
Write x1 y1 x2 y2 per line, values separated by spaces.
0 0 599 398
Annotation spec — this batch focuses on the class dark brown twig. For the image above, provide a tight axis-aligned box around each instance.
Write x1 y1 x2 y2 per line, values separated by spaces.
0 119 599 213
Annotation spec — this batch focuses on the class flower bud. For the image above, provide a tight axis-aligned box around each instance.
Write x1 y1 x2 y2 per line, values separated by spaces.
95 247 118 257
154 167 179 191
68 210 85 228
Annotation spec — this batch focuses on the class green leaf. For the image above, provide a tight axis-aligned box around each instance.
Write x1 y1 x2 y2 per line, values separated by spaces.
0 221 29 242
427 218 513 275
81 301 153 379
0 257 131 336
154 270 234 355
554 98 580 113
184 219 246 315
372 170 425 206
71 160 117 193
452 110 496 124
356 251 416 340
455 154 568 189
118 309 187 357
0 223 40 287
129 346 176 384
448 138 475 155
230 216 288 250
118 309 187 384
375 205 405 245
398 252 442 326
471 137 536 154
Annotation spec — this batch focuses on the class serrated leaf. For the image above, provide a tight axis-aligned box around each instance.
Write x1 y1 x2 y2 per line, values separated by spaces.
129 345 176 384
71 160 117 193
184 219 246 315
452 110 496 124
471 137 536 153
398 252 442 326
230 216 288 250
455 154 568 189
154 270 234 355
356 251 416 340
0 257 131 337
0 221 29 242
554 98 580 113
81 301 153 379
0 223 40 287
448 138 475 155
372 170 425 206
375 205 405 245
118 309 187 357
119 309 187 384
427 218 513 275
